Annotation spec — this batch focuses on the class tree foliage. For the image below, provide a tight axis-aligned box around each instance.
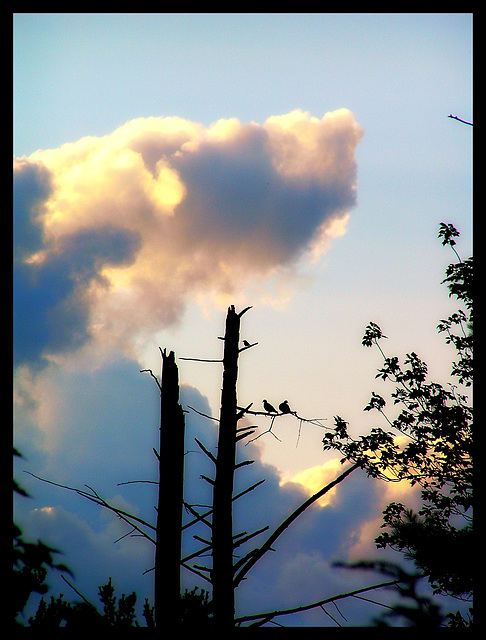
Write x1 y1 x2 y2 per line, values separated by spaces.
323 223 473 623
13 448 72 626
27 579 212 628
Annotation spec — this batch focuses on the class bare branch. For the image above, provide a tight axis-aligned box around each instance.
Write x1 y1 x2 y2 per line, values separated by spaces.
237 405 327 428
238 305 253 318
181 562 213 584
85 484 156 544
232 525 269 550
319 604 342 626
61 575 101 616
140 368 162 391
187 405 220 422
236 402 253 420
352 593 396 611
235 459 254 470
113 527 138 544
235 429 257 443
25 472 156 542
117 480 158 486
233 479 266 502
246 419 281 445
233 462 361 586
239 341 258 353
180 544 213 564
193 564 212 575
183 501 212 530
448 114 473 126
194 438 217 464
234 578 399 625
179 356 223 363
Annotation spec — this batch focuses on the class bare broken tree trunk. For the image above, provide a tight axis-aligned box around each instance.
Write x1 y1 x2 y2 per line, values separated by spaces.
211 305 249 629
155 349 185 627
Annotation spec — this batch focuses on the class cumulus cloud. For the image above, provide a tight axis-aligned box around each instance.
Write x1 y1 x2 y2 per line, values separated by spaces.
14 109 363 366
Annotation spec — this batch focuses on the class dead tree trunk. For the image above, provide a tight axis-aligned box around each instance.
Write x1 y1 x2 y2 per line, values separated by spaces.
211 305 250 629
155 348 185 627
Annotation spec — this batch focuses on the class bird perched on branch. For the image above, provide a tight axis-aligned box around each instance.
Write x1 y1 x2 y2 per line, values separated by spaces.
263 399 278 414
243 340 251 347
279 400 292 414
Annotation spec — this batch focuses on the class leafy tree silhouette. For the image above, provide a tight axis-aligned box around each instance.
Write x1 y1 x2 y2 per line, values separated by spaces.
323 223 473 626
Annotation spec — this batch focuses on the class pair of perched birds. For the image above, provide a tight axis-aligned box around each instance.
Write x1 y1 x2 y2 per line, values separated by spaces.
263 399 292 415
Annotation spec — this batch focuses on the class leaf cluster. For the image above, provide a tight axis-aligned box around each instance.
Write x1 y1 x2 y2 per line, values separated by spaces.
13 532 72 624
13 448 72 626
375 505 473 598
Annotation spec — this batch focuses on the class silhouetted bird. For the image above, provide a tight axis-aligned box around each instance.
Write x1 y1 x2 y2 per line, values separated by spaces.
243 340 251 347
279 400 291 414
263 399 278 414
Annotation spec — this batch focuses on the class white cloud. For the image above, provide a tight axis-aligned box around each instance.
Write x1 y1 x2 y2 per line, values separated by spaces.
14 109 363 366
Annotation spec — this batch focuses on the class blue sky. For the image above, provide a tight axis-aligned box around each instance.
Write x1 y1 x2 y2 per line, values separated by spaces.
14 13 472 626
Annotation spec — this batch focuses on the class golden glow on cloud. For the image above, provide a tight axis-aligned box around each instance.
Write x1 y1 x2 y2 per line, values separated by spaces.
281 457 345 508
309 212 351 262
16 109 363 358
36 506 55 514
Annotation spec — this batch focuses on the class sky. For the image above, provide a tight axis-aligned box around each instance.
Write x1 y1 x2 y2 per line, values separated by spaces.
13 13 473 627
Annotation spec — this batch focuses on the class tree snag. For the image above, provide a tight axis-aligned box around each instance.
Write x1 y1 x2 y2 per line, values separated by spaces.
155 348 185 627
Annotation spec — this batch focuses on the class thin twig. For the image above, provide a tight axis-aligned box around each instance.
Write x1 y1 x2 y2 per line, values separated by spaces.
140 369 162 391
187 405 220 422
181 562 213 584
117 480 158 486
232 525 269 549
320 604 342 626
84 484 156 543
180 544 213 564
238 341 258 353
25 472 156 540
113 527 137 544
448 114 473 126
61 575 101 615
183 501 213 530
179 356 223 363
238 305 253 318
246 424 281 445
352 593 396 611
332 599 347 621
194 438 217 464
